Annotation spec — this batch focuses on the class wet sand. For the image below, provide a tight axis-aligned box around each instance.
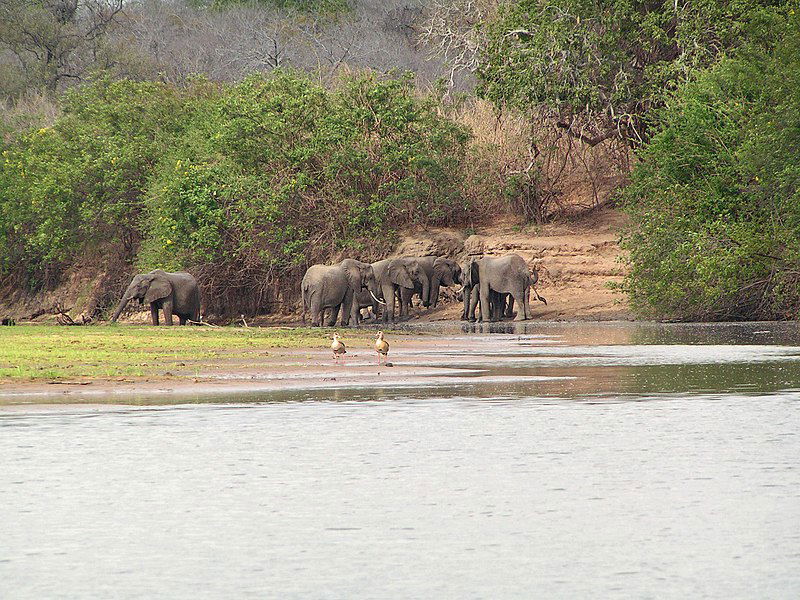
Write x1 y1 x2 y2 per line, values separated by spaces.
0 332 516 403
5 320 800 404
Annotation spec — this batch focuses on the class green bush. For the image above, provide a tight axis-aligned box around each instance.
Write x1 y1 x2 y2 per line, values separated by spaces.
620 10 800 320
478 0 790 144
0 77 197 289
0 70 470 313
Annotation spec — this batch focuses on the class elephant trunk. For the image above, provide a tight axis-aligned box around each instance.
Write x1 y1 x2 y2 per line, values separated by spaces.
111 293 132 322
421 276 430 308
461 286 472 320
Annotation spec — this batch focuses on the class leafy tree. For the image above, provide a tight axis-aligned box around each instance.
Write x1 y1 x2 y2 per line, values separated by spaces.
619 9 800 320
139 71 469 312
0 0 125 95
0 70 470 313
0 77 198 287
478 0 790 145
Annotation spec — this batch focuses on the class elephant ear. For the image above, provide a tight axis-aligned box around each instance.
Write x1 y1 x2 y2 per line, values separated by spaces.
469 258 480 287
343 263 361 291
389 262 414 288
433 259 454 286
460 258 472 287
144 274 172 304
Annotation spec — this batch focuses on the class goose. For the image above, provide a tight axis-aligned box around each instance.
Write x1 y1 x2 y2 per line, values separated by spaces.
375 331 389 365
331 333 347 363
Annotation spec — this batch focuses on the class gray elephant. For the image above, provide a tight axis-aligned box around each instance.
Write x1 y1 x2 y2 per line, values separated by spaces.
461 286 513 322
397 256 436 313
111 270 200 325
429 257 463 308
372 257 429 323
301 259 380 327
461 254 534 322
352 288 381 322
397 256 463 312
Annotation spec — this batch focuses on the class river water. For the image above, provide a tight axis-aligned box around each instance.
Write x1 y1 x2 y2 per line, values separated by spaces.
2 322 799 598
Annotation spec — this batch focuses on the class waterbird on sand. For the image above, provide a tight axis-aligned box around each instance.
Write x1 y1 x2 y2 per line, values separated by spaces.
375 331 389 365
331 333 347 363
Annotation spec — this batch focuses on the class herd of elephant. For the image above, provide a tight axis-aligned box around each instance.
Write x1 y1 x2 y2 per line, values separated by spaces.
301 254 545 327
109 254 544 327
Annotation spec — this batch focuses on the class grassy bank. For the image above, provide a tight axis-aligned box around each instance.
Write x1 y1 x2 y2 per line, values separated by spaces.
0 325 385 381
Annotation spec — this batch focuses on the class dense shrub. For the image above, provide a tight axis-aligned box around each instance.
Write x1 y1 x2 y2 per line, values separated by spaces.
0 71 470 314
619 10 800 320
478 0 790 145
0 78 194 289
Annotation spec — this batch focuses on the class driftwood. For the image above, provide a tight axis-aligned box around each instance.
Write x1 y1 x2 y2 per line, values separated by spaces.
187 319 220 328
54 302 93 326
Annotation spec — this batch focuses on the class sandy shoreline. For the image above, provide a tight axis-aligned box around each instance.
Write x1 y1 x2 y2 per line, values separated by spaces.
0 333 509 403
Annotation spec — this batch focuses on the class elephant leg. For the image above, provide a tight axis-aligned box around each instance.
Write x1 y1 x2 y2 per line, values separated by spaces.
341 290 354 327
150 303 160 326
179 315 188 326
510 288 527 321
506 295 515 319
381 284 395 323
467 287 479 322
489 291 501 321
310 298 323 326
523 285 533 320
162 298 174 325
479 282 495 322
400 287 413 315
462 287 471 321
349 296 361 327
327 304 340 327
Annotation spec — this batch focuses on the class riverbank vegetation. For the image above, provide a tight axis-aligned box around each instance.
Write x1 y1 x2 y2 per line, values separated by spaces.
1 0 797 322
620 9 800 320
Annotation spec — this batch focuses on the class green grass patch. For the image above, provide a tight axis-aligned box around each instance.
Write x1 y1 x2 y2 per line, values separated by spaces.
0 325 386 381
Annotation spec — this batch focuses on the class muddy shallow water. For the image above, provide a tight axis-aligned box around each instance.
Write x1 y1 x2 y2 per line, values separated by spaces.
2 322 800 598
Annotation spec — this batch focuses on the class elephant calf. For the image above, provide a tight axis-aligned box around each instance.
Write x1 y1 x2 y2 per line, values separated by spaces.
111 270 201 325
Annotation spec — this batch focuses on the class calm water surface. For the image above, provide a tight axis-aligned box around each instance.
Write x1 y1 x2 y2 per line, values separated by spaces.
2 322 799 598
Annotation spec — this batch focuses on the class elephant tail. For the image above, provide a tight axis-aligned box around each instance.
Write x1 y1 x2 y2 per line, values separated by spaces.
301 285 307 325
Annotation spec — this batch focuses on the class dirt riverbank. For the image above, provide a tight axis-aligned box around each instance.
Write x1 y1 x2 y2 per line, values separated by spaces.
0 207 630 325
398 207 630 323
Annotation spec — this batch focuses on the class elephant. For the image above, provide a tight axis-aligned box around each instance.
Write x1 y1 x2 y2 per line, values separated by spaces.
428 257 462 308
461 287 512 322
460 254 534 322
372 257 429 323
353 289 379 322
111 270 200 325
397 256 463 312
397 256 436 313
301 259 380 327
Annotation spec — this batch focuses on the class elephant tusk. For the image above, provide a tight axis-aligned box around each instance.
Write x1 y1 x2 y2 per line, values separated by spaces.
369 290 387 305
454 285 464 294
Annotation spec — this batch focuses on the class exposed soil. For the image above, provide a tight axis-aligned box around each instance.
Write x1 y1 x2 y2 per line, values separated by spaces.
0 207 630 325
390 206 630 322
